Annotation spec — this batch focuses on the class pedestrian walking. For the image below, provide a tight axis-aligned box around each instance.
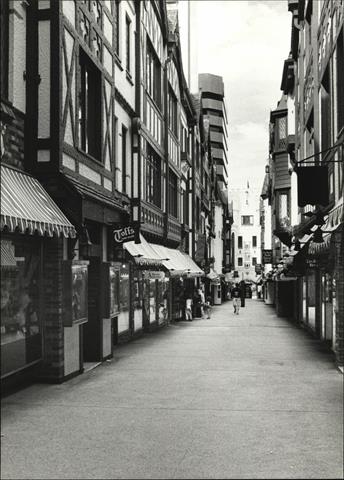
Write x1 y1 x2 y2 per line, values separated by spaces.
203 296 212 319
193 289 202 318
185 296 193 321
231 282 241 315
239 280 246 307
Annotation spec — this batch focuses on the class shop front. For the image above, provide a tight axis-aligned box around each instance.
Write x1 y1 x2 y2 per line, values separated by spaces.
1 165 76 381
124 236 203 325
124 234 168 333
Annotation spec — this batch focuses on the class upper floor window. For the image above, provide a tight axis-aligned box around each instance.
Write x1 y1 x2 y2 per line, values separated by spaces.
122 125 127 193
78 48 101 161
114 0 120 57
252 236 257 248
0 1 9 99
146 39 161 107
146 145 161 208
275 116 287 150
125 15 131 73
168 87 178 137
238 236 243 249
241 215 253 226
168 169 178 218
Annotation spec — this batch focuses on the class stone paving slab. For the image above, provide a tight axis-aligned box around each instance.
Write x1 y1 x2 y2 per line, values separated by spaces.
1 299 343 479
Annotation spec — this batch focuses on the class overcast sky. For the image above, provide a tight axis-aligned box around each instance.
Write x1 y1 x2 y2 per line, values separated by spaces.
180 0 292 194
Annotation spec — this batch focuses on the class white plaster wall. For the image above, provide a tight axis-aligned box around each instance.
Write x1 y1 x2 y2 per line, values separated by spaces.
10 1 27 112
64 325 80 377
230 187 262 280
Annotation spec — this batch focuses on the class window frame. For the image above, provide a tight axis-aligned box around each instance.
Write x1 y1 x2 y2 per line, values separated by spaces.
114 0 120 58
146 144 162 208
122 125 127 193
146 37 161 108
168 169 178 218
125 14 131 74
78 48 102 162
0 0 9 99
168 86 178 137
241 215 253 226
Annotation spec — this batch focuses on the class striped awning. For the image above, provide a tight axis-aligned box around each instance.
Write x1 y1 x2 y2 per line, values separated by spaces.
1 165 76 238
124 234 204 276
124 234 166 268
151 244 204 277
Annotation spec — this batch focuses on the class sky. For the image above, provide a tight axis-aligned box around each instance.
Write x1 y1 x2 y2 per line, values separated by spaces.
179 0 292 195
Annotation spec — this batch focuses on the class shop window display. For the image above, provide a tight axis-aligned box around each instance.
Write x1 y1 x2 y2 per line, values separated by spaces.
1 238 41 377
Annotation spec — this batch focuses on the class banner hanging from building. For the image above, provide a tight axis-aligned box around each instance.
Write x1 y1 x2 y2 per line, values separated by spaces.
262 249 273 264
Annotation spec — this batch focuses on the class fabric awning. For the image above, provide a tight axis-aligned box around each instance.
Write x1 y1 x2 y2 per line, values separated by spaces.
124 234 166 268
124 234 204 276
151 243 204 277
206 268 221 283
1 165 76 238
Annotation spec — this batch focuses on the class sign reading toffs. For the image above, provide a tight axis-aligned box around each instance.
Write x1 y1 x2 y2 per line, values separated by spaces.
113 225 137 244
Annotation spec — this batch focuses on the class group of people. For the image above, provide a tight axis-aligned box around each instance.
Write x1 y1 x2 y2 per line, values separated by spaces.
184 288 212 321
183 281 248 321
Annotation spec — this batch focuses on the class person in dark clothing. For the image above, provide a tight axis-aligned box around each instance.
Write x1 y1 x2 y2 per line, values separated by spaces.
239 280 246 307
231 283 241 315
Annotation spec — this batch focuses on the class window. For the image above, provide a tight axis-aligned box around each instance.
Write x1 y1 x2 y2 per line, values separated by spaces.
125 15 130 72
238 257 243 267
114 0 120 57
0 0 9 99
146 39 161 107
168 169 178 218
278 193 289 220
241 216 253 226
320 66 331 155
146 144 161 207
168 87 178 136
336 28 344 133
114 117 118 185
79 49 101 160
238 236 243 249
252 257 257 266
252 236 257 248
122 126 127 193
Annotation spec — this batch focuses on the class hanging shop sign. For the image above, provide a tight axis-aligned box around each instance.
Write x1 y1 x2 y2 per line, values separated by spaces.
295 165 329 207
113 224 139 245
262 249 273 264
255 264 262 274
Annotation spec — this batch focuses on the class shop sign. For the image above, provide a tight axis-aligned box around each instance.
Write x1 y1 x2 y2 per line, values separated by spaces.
255 264 262 274
262 249 272 264
113 224 138 244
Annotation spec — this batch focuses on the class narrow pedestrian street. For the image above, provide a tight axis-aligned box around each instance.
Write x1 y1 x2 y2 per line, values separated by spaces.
1 299 343 480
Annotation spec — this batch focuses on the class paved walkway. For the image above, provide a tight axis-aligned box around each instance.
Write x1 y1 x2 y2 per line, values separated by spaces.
1 300 343 479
